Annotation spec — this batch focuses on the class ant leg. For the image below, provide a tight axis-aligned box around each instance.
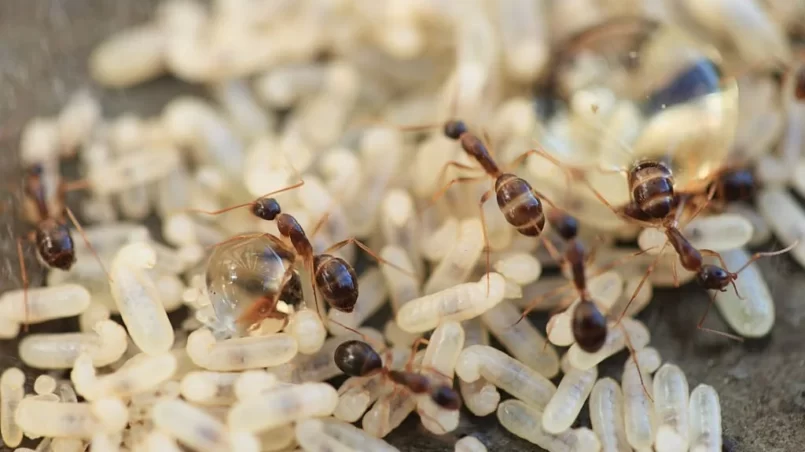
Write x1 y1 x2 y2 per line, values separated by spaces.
16 238 29 332
723 241 799 277
63 206 112 282
425 176 487 209
538 236 565 266
680 182 718 228
671 259 680 288
614 242 670 325
514 284 575 325
586 247 656 279
478 189 493 296
323 238 417 279
620 324 653 402
696 292 744 342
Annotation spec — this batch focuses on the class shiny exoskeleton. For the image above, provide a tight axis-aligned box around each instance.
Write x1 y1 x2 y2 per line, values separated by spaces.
706 167 757 204
443 119 547 238
795 66 805 100
25 164 76 271
628 160 675 220
334 340 462 411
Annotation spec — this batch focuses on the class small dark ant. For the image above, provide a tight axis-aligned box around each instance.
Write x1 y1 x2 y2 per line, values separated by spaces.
334 339 461 412
17 163 109 327
191 179 414 329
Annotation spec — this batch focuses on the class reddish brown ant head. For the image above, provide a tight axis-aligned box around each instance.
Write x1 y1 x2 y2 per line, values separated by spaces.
696 264 731 291
334 340 383 377
712 168 757 203
251 198 281 221
443 120 468 140
36 220 76 271
548 211 579 241
431 385 461 411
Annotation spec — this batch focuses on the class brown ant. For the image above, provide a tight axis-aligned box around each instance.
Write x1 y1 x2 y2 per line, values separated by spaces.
190 180 414 330
583 161 794 340
17 163 109 327
334 339 461 414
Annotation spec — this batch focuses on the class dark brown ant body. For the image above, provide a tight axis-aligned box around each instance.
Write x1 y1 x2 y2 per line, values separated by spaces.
334 340 461 411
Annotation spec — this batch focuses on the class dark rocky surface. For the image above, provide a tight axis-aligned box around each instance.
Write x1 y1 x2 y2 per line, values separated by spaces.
1 2 804 451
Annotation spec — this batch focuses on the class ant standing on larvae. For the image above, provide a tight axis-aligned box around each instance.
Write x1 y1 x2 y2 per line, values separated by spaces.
190 178 415 331
16 163 108 327
582 158 795 340
334 339 461 417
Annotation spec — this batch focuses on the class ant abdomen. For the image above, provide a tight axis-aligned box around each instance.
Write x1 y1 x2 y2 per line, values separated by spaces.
629 161 675 219
313 254 359 312
713 168 756 203
334 340 383 377
572 299 608 353
36 219 76 271
495 174 545 237
695 264 731 291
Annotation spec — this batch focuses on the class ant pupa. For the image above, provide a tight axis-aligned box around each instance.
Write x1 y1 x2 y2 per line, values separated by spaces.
190 177 414 332
16 163 110 329
585 173 795 340
334 338 461 433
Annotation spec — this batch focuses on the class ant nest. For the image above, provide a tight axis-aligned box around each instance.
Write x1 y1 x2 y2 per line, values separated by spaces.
5 0 804 451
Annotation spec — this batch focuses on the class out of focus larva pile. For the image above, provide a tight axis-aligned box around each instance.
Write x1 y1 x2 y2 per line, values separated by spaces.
8 0 805 450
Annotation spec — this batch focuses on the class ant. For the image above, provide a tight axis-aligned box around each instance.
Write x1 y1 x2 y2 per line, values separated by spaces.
582 160 794 339
190 179 414 330
334 339 461 420
17 163 108 327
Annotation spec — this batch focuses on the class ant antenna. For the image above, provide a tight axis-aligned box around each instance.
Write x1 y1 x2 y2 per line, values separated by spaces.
64 206 112 283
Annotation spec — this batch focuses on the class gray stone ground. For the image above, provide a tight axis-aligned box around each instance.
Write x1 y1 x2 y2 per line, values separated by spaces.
1 2 804 451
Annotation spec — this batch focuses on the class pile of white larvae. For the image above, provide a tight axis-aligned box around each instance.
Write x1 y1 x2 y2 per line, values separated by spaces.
6 0 805 451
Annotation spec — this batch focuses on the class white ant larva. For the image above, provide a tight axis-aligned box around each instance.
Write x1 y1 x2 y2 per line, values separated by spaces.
233 370 279 401
15 397 128 439
286 307 327 354
494 0 548 82
256 425 296 452
424 217 485 294
380 245 421 311
57 90 101 157
180 371 240 406
296 418 400 452
253 63 328 110
0 368 25 447
623 355 658 450
481 300 559 378
211 79 274 140
637 213 754 254
152 398 259 452
335 348 410 423
653 364 690 452
497 399 602 451
186 328 298 371
456 345 556 410
87 148 182 197
417 321 465 434
493 252 543 286
90 433 121 452
228 382 339 433
541 365 598 434
589 377 631 452
688 384 722 452
458 319 500 417
421 217 460 263
109 242 174 355
757 188 805 267
19 319 128 369
89 24 167 88
711 248 775 337
396 273 506 334
0 283 90 325
328 269 388 336
72 352 177 401
726 203 772 247
566 317 650 370
455 435 488 452
143 430 184 452
362 388 417 438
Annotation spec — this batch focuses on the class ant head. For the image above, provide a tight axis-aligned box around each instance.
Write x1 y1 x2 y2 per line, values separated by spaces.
548 210 578 240
334 340 383 377
431 385 461 411
443 120 467 140
717 168 757 202
696 264 732 291
251 198 281 221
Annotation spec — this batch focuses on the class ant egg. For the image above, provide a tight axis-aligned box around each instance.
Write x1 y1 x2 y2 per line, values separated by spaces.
19 320 128 369
455 435 488 452
456 345 556 410
493 252 543 286
497 399 601 451
205 233 301 338
567 318 650 370
72 352 177 401
481 300 559 377
397 273 506 333
623 356 657 450
33 375 56 396
153 398 259 452
653 364 690 452
328 268 388 336
711 248 774 337
542 365 598 434
110 243 174 354
1 368 25 447
287 308 327 354
297 418 399 452
0 283 90 324
589 377 631 452
186 328 297 371
757 188 805 267
228 382 338 432
688 384 722 452
424 218 485 294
